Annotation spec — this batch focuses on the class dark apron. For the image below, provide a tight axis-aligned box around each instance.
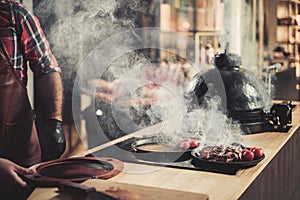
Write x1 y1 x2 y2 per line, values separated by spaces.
0 38 41 167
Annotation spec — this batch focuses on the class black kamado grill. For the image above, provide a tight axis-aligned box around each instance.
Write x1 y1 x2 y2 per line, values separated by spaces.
185 52 294 134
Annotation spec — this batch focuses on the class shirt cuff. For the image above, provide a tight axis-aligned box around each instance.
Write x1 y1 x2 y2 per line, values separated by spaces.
40 66 62 74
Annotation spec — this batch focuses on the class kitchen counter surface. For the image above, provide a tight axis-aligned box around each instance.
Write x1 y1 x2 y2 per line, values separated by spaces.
28 102 300 200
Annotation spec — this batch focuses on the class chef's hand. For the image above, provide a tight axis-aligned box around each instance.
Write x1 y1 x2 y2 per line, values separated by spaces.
0 158 35 188
38 119 66 161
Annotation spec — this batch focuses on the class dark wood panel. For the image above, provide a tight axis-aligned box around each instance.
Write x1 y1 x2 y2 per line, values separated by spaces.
274 67 300 101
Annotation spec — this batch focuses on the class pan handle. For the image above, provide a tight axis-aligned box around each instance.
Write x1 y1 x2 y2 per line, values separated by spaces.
57 181 119 200
24 173 95 192
58 181 97 195
24 174 117 199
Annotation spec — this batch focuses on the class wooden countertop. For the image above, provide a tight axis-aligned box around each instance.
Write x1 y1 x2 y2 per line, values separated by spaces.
28 103 300 200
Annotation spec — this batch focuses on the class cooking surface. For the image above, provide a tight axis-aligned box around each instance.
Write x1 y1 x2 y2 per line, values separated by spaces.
89 137 261 175
135 143 179 152
88 137 200 171
37 159 113 179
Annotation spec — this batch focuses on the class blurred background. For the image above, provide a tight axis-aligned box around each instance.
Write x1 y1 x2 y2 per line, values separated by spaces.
18 0 300 156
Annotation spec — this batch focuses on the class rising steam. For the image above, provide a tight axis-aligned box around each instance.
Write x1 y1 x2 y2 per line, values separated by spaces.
34 0 244 148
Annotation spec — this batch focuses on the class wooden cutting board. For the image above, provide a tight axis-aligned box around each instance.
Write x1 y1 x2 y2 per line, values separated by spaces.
82 179 209 200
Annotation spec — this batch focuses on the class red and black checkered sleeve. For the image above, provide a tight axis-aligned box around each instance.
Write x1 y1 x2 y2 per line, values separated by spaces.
16 3 61 75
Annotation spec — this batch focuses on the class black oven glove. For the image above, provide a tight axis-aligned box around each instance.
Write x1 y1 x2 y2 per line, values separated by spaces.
36 119 66 161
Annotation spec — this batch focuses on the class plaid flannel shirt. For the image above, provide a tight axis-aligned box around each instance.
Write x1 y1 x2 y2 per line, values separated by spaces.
0 0 61 85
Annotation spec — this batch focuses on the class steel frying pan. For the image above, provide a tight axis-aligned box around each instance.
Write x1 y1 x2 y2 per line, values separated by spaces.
131 136 195 163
